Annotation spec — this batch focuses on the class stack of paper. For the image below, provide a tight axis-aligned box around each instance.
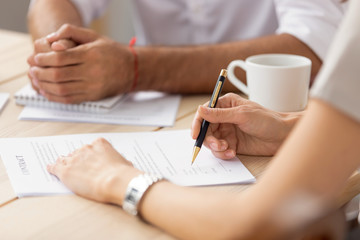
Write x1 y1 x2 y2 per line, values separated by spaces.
17 87 181 127
0 130 255 197
0 92 9 113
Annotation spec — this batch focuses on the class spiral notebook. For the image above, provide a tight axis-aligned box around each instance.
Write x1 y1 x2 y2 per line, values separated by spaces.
15 84 123 113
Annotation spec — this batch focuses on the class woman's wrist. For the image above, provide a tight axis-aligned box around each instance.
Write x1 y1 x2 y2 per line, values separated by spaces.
281 111 304 135
122 173 164 215
102 166 143 206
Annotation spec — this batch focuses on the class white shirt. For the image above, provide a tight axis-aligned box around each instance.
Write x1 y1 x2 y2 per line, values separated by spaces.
64 0 347 60
311 0 360 123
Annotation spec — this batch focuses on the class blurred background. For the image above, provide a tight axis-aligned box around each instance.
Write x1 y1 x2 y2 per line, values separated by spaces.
0 0 134 43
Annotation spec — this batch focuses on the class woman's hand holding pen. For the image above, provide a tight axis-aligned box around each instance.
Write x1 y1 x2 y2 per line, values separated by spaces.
28 24 134 104
191 93 302 159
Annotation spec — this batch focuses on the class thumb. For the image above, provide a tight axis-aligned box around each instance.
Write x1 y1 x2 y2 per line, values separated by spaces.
46 24 98 44
198 105 240 124
51 39 77 51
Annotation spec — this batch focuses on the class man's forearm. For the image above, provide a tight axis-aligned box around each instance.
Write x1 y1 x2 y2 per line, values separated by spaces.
28 0 83 40
136 34 322 94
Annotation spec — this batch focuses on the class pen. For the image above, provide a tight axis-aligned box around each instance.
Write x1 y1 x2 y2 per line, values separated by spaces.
192 69 227 165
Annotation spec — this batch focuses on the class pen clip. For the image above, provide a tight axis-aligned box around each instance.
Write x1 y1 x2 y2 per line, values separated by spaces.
210 81 223 108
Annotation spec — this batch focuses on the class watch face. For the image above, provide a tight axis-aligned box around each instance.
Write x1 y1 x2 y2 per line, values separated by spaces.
127 188 139 204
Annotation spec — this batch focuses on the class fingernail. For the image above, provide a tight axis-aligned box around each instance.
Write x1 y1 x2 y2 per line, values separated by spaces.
33 78 39 88
40 90 46 96
51 41 64 50
34 55 40 64
30 67 35 77
30 68 39 87
210 143 218 150
225 150 234 158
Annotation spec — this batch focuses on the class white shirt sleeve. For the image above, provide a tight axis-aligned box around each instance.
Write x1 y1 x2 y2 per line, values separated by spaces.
68 0 110 26
29 0 110 26
275 0 347 60
310 0 360 123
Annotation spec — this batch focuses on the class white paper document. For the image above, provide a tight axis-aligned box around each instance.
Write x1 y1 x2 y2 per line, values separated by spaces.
0 130 255 197
18 91 181 127
0 92 9 113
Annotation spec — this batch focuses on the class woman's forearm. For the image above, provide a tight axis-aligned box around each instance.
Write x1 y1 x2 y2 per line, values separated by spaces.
136 99 360 239
260 99 360 202
242 99 360 233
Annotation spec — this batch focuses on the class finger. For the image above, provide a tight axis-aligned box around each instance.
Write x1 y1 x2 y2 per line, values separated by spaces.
203 136 229 152
198 105 241 124
30 65 83 83
93 138 111 147
209 122 240 152
211 148 237 160
55 156 68 165
71 145 88 157
194 93 249 126
47 164 57 175
47 24 98 44
27 53 36 66
92 138 117 155
220 93 248 107
38 80 86 98
51 39 77 51
39 88 87 104
34 37 52 53
34 46 85 67
27 71 40 93
47 157 67 176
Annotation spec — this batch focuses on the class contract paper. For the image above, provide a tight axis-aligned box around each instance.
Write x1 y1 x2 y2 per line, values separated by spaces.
18 91 180 127
0 92 9 113
0 130 255 197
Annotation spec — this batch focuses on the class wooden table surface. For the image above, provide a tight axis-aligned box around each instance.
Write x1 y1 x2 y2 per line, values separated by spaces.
0 30 359 239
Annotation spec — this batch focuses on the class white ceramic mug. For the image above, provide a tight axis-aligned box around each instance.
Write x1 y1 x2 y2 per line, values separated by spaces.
227 54 311 112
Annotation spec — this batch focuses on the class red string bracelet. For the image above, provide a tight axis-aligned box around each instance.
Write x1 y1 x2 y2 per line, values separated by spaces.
129 37 138 92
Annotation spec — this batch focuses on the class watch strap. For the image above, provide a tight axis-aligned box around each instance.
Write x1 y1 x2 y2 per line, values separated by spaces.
122 173 163 216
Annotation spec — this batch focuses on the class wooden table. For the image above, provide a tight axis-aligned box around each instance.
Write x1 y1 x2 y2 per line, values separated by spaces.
0 30 359 239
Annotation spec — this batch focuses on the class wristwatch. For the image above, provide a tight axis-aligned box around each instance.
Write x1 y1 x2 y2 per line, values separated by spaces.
122 173 164 216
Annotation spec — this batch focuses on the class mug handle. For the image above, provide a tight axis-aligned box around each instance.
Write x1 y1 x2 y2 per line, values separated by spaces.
227 60 249 95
